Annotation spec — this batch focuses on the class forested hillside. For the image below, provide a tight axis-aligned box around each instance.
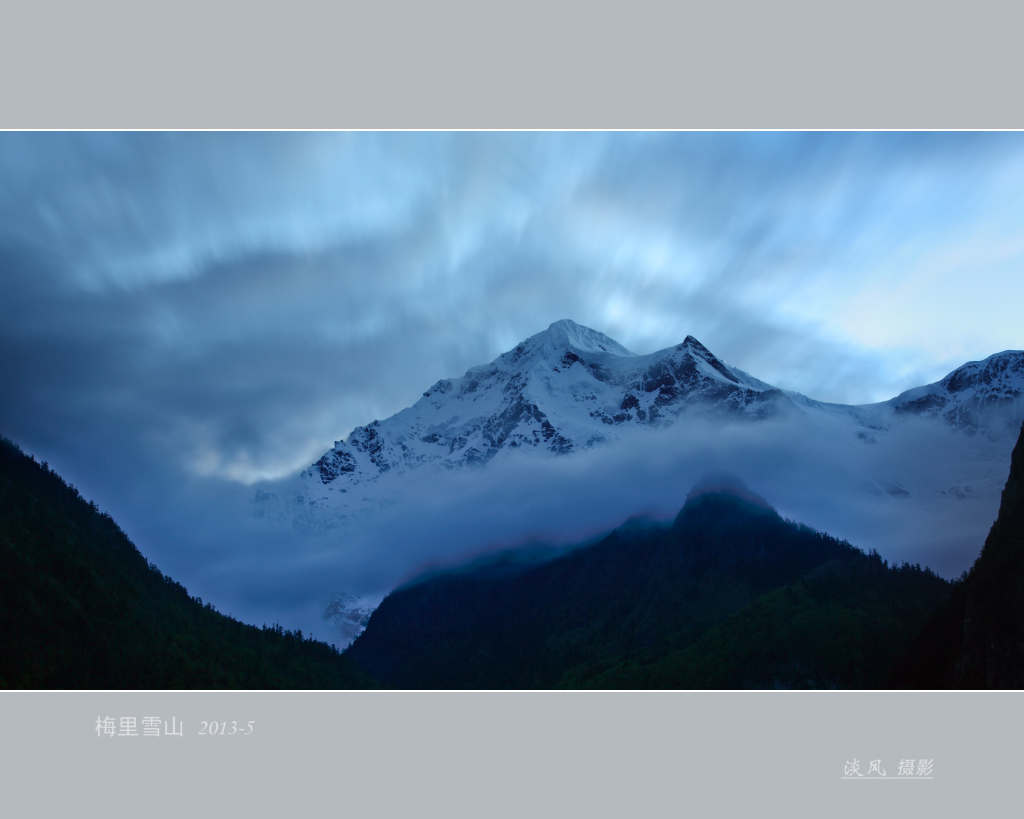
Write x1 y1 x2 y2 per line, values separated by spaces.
348 484 952 688
0 437 377 689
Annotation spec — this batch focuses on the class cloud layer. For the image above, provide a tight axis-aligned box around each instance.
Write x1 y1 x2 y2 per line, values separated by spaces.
123 410 1011 645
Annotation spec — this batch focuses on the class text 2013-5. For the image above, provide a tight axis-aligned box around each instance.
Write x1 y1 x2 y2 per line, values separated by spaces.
199 721 254 735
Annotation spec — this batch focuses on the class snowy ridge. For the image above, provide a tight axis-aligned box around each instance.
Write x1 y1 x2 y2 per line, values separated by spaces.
254 322 1024 645
882 351 1024 438
297 320 793 504
255 321 1024 531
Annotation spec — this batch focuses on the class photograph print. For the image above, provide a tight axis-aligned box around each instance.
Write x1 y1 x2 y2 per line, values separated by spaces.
2 131 1022 689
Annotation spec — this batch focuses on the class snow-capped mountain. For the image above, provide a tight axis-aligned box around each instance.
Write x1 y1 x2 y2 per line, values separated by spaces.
883 351 1024 437
252 319 1022 647
300 320 795 498
295 319 1024 503
254 319 1023 545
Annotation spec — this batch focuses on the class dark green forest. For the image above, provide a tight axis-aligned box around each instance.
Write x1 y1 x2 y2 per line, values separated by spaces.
0 436 377 688
579 556 954 689
346 488 954 688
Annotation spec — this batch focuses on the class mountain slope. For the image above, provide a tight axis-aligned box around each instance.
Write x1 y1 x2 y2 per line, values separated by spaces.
262 321 1024 534
297 320 793 503
586 558 951 689
0 436 378 689
345 480 952 689
883 351 1024 439
888 419 1024 688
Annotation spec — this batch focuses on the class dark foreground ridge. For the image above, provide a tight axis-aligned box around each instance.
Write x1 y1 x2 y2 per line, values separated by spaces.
888 420 1024 688
0 436 377 689
347 478 952 689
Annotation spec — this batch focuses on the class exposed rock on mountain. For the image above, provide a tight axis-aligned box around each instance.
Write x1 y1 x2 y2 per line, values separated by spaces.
303 320 794 494
279 321 1023 524
886 351 1024 438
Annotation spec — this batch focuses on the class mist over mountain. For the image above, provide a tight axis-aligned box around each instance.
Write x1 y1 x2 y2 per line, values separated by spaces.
345 478 952 689
8 319 1009 652
238 321 1022 645
889 419 1024 687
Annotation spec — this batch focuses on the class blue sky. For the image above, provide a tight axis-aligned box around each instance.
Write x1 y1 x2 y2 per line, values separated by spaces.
2 132 1023 629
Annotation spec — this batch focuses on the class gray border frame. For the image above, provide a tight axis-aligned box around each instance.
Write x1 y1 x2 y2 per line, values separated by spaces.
3 0 1022 814
2 0 1023 128
4 689 1017 816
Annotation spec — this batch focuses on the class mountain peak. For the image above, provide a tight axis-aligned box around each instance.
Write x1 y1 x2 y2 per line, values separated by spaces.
534 320 635 358
682 335 711 353
887 348 1024 437
940 349 1024 395
276 321 1023 547
684 473 774 510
